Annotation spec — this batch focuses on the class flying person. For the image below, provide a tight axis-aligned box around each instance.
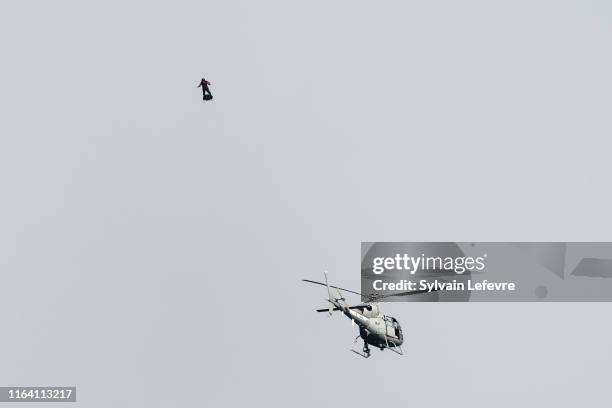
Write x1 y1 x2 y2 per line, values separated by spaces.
198 77 213 101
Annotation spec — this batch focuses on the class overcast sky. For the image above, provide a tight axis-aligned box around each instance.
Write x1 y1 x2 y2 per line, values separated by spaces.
1 1 612 406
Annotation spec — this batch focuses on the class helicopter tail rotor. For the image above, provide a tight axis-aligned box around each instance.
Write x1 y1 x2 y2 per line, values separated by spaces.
324 271 333 316
303 273 367 318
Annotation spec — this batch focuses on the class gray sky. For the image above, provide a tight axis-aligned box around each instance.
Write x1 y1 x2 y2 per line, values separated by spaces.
1 0 612 406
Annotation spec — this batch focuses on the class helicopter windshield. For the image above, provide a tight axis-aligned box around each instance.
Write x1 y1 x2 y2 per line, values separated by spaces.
383 316 402 338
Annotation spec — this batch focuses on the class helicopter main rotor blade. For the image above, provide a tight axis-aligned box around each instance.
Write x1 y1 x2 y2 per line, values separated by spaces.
364 288 435 302
304 278 438 302
316 305 369 313
302 279 364 297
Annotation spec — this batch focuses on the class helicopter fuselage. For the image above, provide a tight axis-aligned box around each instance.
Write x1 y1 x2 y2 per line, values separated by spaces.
337 302 404 349
304 274 410 357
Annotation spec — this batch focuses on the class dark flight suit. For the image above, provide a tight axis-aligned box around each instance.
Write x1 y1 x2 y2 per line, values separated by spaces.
198 79 212 100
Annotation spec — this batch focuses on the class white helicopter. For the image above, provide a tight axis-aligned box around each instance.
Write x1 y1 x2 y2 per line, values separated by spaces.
303 272 431 358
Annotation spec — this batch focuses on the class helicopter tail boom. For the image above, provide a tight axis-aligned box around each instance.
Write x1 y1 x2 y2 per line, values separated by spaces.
303 273 370 326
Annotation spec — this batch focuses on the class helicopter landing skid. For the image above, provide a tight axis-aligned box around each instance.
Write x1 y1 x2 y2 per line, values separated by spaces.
351 347 371 358
351 336 371 358
386 339 403 356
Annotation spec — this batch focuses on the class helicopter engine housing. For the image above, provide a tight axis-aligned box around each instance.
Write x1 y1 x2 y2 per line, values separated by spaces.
361 303 380 318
